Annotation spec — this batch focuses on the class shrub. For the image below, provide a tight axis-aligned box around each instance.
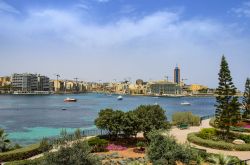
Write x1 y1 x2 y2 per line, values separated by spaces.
238 134 250 143
0 143 42 162
44 140 101 165
136 141 146 148
187 133 250 151
87 137 108 152
74 128 82 140
39 138 52 153
147 130 199 165
172 112 200 126
198 128 217 140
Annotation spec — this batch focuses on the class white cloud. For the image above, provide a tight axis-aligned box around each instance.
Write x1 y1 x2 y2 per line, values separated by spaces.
0 8 249 89
0 0 19 14
231 1 250 17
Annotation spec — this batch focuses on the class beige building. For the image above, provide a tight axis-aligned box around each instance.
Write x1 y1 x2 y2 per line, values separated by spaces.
0 76 11 86
188 84 208 92
51 80 64 92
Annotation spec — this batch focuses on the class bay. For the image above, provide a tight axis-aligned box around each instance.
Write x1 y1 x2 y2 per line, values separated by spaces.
0 93 215 145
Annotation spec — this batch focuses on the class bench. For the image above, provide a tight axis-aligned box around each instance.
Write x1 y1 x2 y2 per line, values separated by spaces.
178 123 189 130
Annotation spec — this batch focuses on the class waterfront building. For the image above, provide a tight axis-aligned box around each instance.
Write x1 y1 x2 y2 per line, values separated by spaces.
51 80 64 92
188 84 208 93
129 79 147 95
11 73 38 91
11 73 50 92
37 75 50 91
148 80 182 95
174 66 181 84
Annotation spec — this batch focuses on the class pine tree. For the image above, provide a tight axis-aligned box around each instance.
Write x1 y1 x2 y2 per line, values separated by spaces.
243 78 250 119
215 55 241 134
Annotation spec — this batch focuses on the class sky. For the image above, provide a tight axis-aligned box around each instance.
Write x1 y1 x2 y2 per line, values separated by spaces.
0 0 250 90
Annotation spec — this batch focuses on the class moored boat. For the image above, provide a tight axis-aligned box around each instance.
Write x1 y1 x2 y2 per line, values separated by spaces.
180 101 191 106
117 95 123 100
64 98 77 102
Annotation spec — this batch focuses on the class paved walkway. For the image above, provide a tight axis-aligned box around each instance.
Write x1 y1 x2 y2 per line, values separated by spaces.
170 119 250 160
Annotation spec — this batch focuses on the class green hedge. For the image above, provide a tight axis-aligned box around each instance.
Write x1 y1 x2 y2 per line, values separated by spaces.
87 137 108 152
187 133 250 151
0 143 42 162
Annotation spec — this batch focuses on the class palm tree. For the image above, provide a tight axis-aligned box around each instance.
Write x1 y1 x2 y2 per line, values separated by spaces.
0 129 11 152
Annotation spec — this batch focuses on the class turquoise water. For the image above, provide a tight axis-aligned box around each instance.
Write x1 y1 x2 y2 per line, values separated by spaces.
0 93 216 145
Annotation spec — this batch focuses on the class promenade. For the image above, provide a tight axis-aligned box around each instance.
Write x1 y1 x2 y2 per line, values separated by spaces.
170 119 250 160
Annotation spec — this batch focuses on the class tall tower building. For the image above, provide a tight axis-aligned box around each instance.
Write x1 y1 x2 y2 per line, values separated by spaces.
174 65 180 84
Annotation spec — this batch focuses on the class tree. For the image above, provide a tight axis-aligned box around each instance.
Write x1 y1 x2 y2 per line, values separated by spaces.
243 78 250 119
121 111 141 138
147 130 199 165
134 105 169 138
0 128 11 152
95 109 124 138
215 56 241 134
44 140 100 165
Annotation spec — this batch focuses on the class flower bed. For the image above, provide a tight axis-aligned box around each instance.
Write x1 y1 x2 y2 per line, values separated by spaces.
187 133 250 151
106 144 127 151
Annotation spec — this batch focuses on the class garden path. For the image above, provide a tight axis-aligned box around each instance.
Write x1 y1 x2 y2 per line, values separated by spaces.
170 119 250 161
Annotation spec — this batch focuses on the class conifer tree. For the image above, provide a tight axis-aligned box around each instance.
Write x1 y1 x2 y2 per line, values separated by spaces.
243 78 250 119
215 56 241 134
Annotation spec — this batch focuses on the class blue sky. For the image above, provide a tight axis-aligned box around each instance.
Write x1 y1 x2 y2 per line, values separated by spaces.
0 0 250 90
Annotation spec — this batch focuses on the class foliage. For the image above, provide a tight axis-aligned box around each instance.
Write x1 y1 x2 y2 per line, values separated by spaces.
172 111 200 126
187 132 250 151
87 137 108 152
0 143 42 162
95 109 124 137
95 105 169 139
74 128 82 140
215 55 241 134
43 140 101 165
135 105 169 138
238 134 250 143
121 111 141 138
243 78 250 119
136 141 146 148
39 138 52 153
147 130 199 165
208 154 238 165
0 128 11 152
51 129 79 147
198 128 217 140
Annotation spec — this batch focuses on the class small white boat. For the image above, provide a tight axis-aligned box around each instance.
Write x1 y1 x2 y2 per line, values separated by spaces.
117 95 123 100
181 101 191 106
64 97 77 102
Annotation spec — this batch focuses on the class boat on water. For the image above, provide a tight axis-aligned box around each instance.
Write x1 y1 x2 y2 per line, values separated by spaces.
64 98 77 102
117 95 123 100
180 101 191 106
